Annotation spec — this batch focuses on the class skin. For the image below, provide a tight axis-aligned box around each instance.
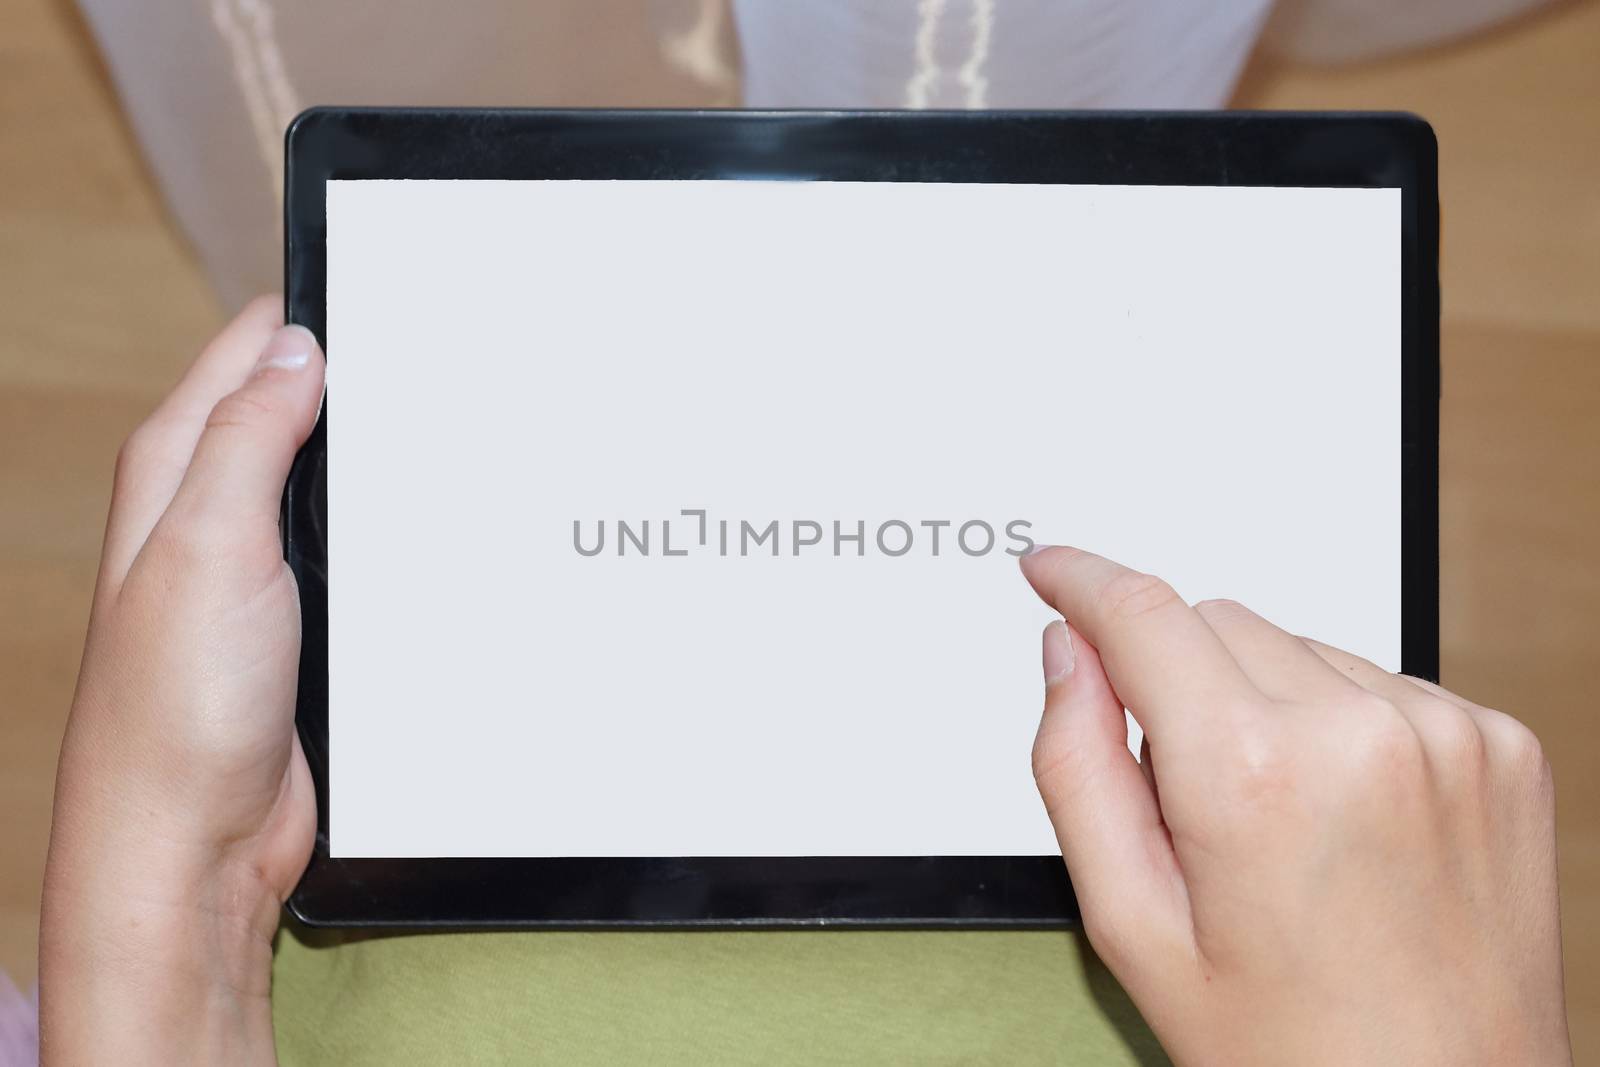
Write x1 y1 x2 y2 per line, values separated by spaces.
40 300 1570 1065
42 298 320 1065
1022 553 1571 1065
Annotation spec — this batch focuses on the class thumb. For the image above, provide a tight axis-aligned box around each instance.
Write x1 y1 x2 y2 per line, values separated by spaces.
1035 620 1190 967
167 324 325 529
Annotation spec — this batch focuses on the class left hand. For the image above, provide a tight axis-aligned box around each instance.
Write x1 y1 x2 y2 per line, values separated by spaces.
41 297 325 1066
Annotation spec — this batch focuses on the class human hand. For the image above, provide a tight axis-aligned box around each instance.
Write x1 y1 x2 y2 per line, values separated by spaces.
41 298 325 1066
1021 546 1570 1067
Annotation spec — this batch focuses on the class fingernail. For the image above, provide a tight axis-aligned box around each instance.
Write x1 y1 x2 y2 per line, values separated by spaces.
1024 543 1053 559
256 324 317 373
1042 619 1075 682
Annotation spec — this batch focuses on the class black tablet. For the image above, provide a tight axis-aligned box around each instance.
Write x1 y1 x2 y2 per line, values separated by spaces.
282 108 1438 928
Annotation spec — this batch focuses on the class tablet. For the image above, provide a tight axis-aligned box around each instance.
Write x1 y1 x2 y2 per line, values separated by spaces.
282 108 1438 927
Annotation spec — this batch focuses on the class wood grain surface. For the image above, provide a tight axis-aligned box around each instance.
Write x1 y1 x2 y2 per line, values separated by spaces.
2 0 1595 1056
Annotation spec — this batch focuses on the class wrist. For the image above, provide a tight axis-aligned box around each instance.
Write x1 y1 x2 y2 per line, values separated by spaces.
41 828 283 1065
40 942 276 1067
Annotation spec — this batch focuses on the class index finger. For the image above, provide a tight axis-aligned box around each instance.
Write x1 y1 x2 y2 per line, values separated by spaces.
1019 546 1256 739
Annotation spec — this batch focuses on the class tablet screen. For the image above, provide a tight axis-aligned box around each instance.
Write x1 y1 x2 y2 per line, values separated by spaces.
325 179 1400 859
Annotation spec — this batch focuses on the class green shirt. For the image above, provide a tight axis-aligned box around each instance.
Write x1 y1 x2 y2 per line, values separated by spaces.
273 922 1166 1064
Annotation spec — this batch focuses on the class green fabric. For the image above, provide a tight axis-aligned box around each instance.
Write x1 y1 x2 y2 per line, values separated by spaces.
272 923 1167 1065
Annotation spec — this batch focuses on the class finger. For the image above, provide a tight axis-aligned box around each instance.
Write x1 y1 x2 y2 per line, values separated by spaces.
1193 599 1359 704
1397 674 1477 712
101 296 284 590
1300 638 1451 714
1301 637 1524 740
1033 621 1190 962
153 295 288 425
1347 659 1546 780
1299 638 1504 779
1020 546 1256 743
162 325 326 535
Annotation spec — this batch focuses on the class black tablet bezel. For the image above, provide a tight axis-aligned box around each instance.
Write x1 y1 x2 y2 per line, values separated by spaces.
282 107 1439 928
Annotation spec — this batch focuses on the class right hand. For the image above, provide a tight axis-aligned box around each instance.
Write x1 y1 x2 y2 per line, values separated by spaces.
1020 546 1570 1066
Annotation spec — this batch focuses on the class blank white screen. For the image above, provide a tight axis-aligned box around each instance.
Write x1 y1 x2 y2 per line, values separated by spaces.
326 180 1401 858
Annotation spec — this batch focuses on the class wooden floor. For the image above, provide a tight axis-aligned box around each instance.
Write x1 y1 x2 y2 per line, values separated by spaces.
3 0 1596 1057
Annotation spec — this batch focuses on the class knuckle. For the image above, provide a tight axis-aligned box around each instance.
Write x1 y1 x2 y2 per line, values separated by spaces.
1194 597 1253 623
114 420 166 485
1097 571 1180 623
1030 733 1055 784
1484 711 1548 779
146 504 231 567
1079 906 1138 970
1431 707 1487 772
1031 732 1087 809
1341 689 1398 722
1225 729 1295 807
1349 711 1426 784
1533 749 1556 803
205 388 279 434
112 439 142 487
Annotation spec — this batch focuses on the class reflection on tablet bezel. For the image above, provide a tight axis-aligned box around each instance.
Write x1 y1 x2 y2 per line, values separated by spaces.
282 107 1439 928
